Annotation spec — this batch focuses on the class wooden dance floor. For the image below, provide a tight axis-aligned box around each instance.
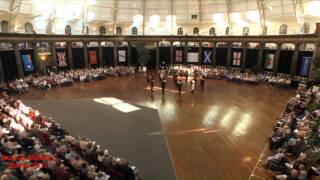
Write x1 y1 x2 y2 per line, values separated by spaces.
18 73 290 180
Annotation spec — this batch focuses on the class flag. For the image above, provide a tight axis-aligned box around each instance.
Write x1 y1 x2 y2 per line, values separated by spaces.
57 52 67 67
299 56 312 76
203 50 212 64
232 52 241 66
264 53 274 69
21 54 34 72
89 51 98 65
118 50 126 62
187 52 199 63
175 50 183 62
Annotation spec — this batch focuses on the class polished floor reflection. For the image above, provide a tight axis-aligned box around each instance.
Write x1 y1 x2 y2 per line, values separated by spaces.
17 73 290 180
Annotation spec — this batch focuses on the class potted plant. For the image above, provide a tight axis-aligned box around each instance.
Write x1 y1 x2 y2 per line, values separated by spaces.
136 42 150 72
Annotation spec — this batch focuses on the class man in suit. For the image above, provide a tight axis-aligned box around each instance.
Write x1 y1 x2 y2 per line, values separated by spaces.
200 77 205 91
161 79 166 95
177 80 182 95
150 75 155 93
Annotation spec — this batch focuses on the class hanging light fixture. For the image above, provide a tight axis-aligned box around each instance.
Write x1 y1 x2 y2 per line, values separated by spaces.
38 46 51 61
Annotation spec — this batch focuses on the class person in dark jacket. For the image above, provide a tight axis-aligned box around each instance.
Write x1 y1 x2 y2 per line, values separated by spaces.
161 79 166 95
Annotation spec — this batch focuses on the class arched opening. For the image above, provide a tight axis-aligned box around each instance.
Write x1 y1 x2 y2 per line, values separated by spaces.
1 20 9 32
177 27 183 35
24 22 34 33
302 23 310 34
132 27 138 35
209 27 215 36
193 27 199 35
116 26 122 35
65 25 72 35
279 24 288 35
99 26 106 35
242 27 249 36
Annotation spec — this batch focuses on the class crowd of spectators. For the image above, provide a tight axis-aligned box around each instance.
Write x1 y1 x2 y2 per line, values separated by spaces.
0 80 29 95
265 87 320 179
0 93 139 180
0 66 135 94
169 65 294 88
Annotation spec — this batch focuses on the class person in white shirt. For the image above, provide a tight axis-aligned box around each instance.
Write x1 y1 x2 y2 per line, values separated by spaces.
191 79 195 93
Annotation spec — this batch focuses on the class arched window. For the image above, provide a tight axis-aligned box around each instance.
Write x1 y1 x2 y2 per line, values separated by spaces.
242 27 249 36
177 27 183 35
193 27 199 35
65 25 72 35
24 22 34 33
132 27 138 35
279 24 288 35
302 23 310 34
1 20 9 32
99 26 106 35
116 26 122 35
263 26 267 35
209 27 215 36
226 27 229 35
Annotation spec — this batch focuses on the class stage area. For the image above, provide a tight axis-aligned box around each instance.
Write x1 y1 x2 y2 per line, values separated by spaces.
19 73 291 180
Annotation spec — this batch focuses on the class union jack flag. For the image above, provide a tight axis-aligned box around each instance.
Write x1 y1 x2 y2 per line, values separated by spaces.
232 52 241 66
175 50 183 62
57 52 67 67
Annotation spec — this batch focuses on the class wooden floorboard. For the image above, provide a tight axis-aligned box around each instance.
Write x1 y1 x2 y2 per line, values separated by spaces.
16 73 290 180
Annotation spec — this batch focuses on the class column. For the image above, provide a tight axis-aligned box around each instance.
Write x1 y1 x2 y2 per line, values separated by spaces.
198 42 203 65
170 41 174 65
212 42 217 67
257 42 265 67
309 43 320 78
113 42 118 66
50 42 57 68
184 42 188 65
13 43 24 78
156 42 160 70
98 41 104 67
67 42 74 69
128 42 132 66
0 58 5 82
273 43 282 74
290 43 300 77
83 42 89 68
241 43 248 70
32 42 41 74
226 42 232 68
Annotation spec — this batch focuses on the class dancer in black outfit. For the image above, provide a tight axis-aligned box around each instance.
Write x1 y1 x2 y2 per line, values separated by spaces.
161 79 166 95
150 75 155 93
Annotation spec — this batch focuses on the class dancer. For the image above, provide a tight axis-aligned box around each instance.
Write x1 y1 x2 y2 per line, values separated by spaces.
200 77 205 91
161 79 166 95
150 75 155 93
177 79 182 95
191 79 195 93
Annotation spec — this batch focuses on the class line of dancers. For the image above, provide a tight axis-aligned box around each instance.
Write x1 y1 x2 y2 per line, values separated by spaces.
146 69 205 95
